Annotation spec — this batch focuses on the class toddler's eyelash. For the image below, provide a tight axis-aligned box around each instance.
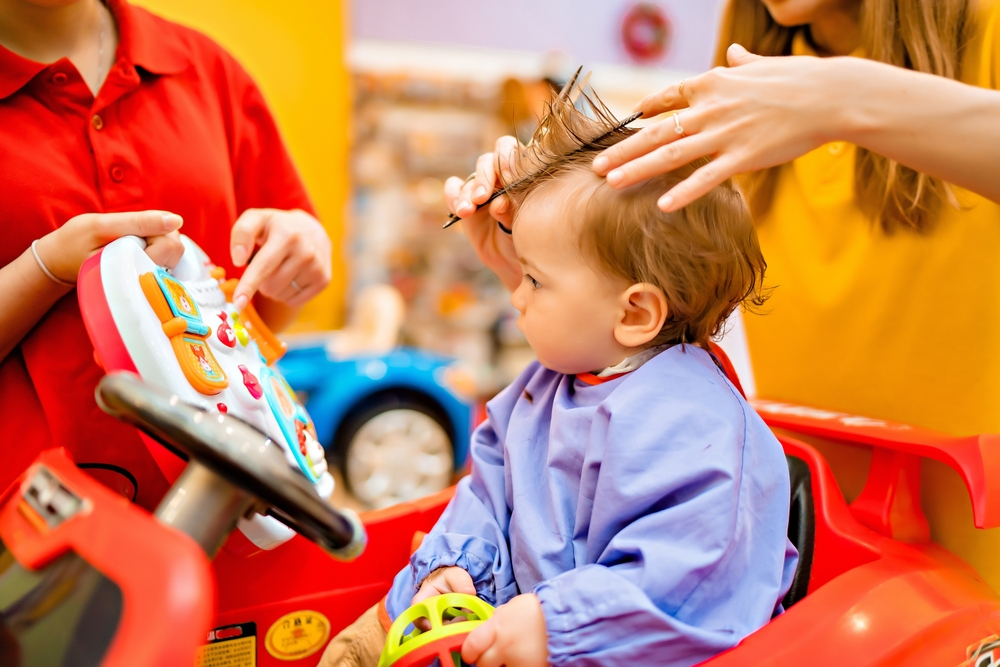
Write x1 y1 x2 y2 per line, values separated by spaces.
524 274 541 289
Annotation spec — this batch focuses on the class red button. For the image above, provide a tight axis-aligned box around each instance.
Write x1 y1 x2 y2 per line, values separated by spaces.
91 115 104 131
109 165 124 182
51 72 69 85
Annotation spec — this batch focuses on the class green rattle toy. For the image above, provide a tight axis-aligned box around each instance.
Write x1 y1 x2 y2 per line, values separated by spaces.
379 593 495 667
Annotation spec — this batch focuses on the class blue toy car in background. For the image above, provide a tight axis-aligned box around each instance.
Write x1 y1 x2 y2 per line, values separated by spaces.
278 343 475 508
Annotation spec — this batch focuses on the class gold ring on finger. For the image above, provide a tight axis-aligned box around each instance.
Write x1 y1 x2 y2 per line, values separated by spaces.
678 79 687 97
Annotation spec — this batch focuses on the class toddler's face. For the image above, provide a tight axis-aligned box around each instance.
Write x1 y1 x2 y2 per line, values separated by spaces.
509 174 631 375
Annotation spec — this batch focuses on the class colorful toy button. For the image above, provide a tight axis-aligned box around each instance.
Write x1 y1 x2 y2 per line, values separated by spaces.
216 312 236 348
217 403 228 413
186 338 226 382
148 267 209 336
140 271 228 395
239 364 263 400
231 311 250 346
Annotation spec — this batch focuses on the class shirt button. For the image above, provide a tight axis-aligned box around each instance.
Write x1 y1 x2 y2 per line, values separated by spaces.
91 115 104 131
51 72 69 86
110 165 125 182
828 142 845 155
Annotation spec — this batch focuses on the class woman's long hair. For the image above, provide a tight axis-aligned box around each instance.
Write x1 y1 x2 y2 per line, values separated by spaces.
714 0 974 232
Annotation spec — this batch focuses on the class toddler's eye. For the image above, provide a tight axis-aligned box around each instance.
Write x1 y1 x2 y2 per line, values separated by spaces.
524 274 541 289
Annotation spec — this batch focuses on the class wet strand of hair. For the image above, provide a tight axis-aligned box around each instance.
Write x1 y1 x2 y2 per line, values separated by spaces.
442 109 643 229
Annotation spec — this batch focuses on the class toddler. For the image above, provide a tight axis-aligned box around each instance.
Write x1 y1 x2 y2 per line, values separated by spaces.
322 89 797 667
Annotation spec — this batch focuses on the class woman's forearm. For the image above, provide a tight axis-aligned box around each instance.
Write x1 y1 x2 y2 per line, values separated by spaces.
832 57 1000 203
0 250 73 362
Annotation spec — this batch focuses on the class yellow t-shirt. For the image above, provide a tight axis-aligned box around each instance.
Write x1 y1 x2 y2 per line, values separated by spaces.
744 1 1000 589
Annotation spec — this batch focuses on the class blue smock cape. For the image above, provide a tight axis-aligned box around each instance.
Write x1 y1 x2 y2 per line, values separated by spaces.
386 345 798 665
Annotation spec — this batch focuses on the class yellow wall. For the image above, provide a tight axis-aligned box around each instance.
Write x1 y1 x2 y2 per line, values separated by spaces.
133 0 350 331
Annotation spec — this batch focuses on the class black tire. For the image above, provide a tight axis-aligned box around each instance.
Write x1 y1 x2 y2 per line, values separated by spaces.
333 389 454 507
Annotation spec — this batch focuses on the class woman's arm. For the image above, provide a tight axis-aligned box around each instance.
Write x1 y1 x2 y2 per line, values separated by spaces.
594 45 1000 211
0 251 74 363
0 211 183 362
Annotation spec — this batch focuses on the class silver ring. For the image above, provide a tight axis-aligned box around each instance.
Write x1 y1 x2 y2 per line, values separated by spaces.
673 111 685 136
291 279 301 291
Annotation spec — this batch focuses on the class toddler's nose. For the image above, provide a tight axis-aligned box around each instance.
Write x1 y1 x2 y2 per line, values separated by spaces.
510 283 527 314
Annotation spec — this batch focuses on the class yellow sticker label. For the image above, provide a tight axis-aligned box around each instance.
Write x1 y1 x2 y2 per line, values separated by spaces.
264 610 330 661
195 635 255 667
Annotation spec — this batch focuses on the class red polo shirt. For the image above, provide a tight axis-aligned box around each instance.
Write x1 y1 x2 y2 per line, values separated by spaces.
0 0 316 509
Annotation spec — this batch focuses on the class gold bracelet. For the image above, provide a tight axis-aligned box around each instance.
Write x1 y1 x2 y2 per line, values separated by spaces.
31 239 75 287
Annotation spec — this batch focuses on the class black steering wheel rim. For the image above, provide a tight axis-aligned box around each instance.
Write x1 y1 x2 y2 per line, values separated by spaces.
96 371 365 559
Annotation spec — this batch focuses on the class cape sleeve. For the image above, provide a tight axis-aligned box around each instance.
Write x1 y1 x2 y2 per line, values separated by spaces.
383 377 527 619
534 378 794 666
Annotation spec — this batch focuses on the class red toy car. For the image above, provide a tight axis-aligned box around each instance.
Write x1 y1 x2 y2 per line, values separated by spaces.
3 238 999 667
2 370 999 667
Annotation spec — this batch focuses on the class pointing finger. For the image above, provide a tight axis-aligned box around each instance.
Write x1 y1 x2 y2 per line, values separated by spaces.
233 233 285 311
230 209 272 267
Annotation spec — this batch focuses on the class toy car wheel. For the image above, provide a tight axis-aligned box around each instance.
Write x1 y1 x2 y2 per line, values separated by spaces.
335 393 454 508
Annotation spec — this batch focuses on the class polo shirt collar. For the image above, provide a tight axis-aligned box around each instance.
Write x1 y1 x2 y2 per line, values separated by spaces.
0 0 189 100
111 0 190 76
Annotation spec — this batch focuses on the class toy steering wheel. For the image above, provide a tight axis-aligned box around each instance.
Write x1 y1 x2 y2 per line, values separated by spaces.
380 593 495 667
97 371 365 559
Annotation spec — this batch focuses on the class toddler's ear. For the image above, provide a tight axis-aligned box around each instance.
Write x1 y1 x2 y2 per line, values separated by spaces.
614 283 668 348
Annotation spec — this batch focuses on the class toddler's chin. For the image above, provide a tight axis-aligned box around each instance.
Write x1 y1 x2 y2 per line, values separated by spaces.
534 352 598 377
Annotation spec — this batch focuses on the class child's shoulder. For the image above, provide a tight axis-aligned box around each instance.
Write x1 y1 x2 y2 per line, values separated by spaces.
601 345 762 453
613 344 744 409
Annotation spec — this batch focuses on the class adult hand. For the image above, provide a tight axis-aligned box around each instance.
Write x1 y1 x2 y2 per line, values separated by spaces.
461 593 548 667
593 44 837 212
230 208 331 311
35 210 185 283
445 136 521 292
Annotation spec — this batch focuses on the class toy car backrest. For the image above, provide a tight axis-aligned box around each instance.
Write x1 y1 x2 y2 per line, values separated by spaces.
707 343 814 607
0 449 213 667
706 343 1000 607
759 400 1000 604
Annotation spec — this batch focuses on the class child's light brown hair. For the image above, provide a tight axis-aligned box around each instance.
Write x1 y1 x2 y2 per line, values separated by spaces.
502 85 769 347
